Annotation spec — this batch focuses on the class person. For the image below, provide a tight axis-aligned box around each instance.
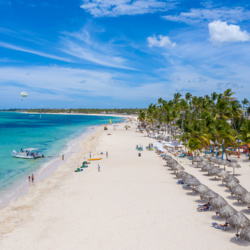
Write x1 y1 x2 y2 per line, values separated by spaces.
31 174 34 182
106 151 108 158
98 164 100 172
28 175 30 182
62 154 64 160
89 152 91 159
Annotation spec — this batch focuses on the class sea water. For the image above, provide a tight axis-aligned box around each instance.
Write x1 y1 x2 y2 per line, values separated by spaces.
0 112 123 197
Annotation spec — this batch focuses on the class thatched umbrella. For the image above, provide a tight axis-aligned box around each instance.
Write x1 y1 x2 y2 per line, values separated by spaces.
176 171 186 179
228 161 241 175
241 192 250 208
202 163 213 172
223 175 240 184
220 159 230 170
203 154 211 159
185 178 201 187
182 173 195 182
193 156 203 164
228 212 250 234
166 158 175 165
196 161 206 168
124 125 130 130
164 155 172 160
169 161 178 168
172 164 185 172
214 158 223 168
231 185 248 200
210 195 228 209
226 179 239 191
216 169 229 179
201 190 218 201
208 167 221 179
193 184 210 195
209 156 217 164
240 226 250 242
218 205 237 221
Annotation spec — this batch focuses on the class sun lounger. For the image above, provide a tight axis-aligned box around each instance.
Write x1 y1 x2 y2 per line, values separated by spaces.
211 222 229 230
177 180 184 184
197 206 210 212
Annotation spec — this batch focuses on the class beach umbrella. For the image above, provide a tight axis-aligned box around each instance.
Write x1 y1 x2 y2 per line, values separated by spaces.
164 155 172 160
208 167 220 178
223 175 240 184
169 161 178 168
228 212 250 234
196 161 206 168
202 163 213 172
166 158 175 164
185 178 201 186
218 205 237 221
203 154 211 159
220 159 230 170
214 158 223 167
240 226 250 242
210 195 228 209
216 169 229 178
231 185 248 200
228 162 241 175
176 171 186 178
241 192 250 207
226 179 239 191
172 164 185 172
201 190 218 200
182 173 195 182
193 184 210 195
193 156 203 163
124 125 130 130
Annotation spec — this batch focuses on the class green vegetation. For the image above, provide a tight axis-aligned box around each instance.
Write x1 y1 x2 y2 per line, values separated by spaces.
138 89 250 160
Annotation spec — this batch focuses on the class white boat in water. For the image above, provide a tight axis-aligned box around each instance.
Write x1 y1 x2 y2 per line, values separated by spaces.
12 148 44 159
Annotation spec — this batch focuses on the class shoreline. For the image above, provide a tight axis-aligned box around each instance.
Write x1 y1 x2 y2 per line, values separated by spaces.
0 125 98 211
0 122 106 236
2 120 249 249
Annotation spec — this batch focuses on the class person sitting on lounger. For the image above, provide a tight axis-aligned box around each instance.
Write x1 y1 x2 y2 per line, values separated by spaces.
212 222 228 229
197 203 210 211
198 202 210 208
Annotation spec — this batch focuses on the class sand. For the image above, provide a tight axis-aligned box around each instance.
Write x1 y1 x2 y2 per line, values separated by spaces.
0 121 250 249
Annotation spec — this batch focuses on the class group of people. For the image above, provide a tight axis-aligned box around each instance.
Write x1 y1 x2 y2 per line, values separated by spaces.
28 174 34 183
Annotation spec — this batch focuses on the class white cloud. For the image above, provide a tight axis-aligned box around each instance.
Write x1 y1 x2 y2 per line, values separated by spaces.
163 7 250 25
208 21 250 43
0 41 72 62
80 0 174 17
147 35 176 48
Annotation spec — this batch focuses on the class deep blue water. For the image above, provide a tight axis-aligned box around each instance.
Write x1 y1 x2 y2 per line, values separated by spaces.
0 112 123 192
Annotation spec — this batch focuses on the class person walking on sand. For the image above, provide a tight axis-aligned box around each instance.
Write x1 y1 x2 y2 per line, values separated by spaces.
98 164 100 172
89 152 91 159
106 151 108 158
31 174 34 182
62 154 64 160
28 175 30 182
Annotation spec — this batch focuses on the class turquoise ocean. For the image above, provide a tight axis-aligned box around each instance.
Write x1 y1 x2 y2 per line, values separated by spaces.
0 112 123 196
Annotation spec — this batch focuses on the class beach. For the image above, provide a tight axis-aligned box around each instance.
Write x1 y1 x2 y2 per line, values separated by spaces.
0 121 250 249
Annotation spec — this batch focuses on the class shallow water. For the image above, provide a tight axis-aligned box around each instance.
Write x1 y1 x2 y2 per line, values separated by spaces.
0 112 123 193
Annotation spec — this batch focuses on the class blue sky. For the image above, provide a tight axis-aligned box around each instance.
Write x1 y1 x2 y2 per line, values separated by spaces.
0 0 249 109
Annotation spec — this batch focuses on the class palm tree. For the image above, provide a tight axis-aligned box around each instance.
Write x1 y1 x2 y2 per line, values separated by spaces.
241 98 249 109
239 120 250 160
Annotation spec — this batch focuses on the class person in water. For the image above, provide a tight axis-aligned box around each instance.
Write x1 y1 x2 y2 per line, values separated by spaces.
31 174 34 182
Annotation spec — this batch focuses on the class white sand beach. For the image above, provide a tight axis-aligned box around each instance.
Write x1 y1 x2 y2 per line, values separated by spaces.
0 121 250 249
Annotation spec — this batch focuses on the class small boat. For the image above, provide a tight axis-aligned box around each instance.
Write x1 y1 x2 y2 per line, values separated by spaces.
12 148 44 159
88 158 102 161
